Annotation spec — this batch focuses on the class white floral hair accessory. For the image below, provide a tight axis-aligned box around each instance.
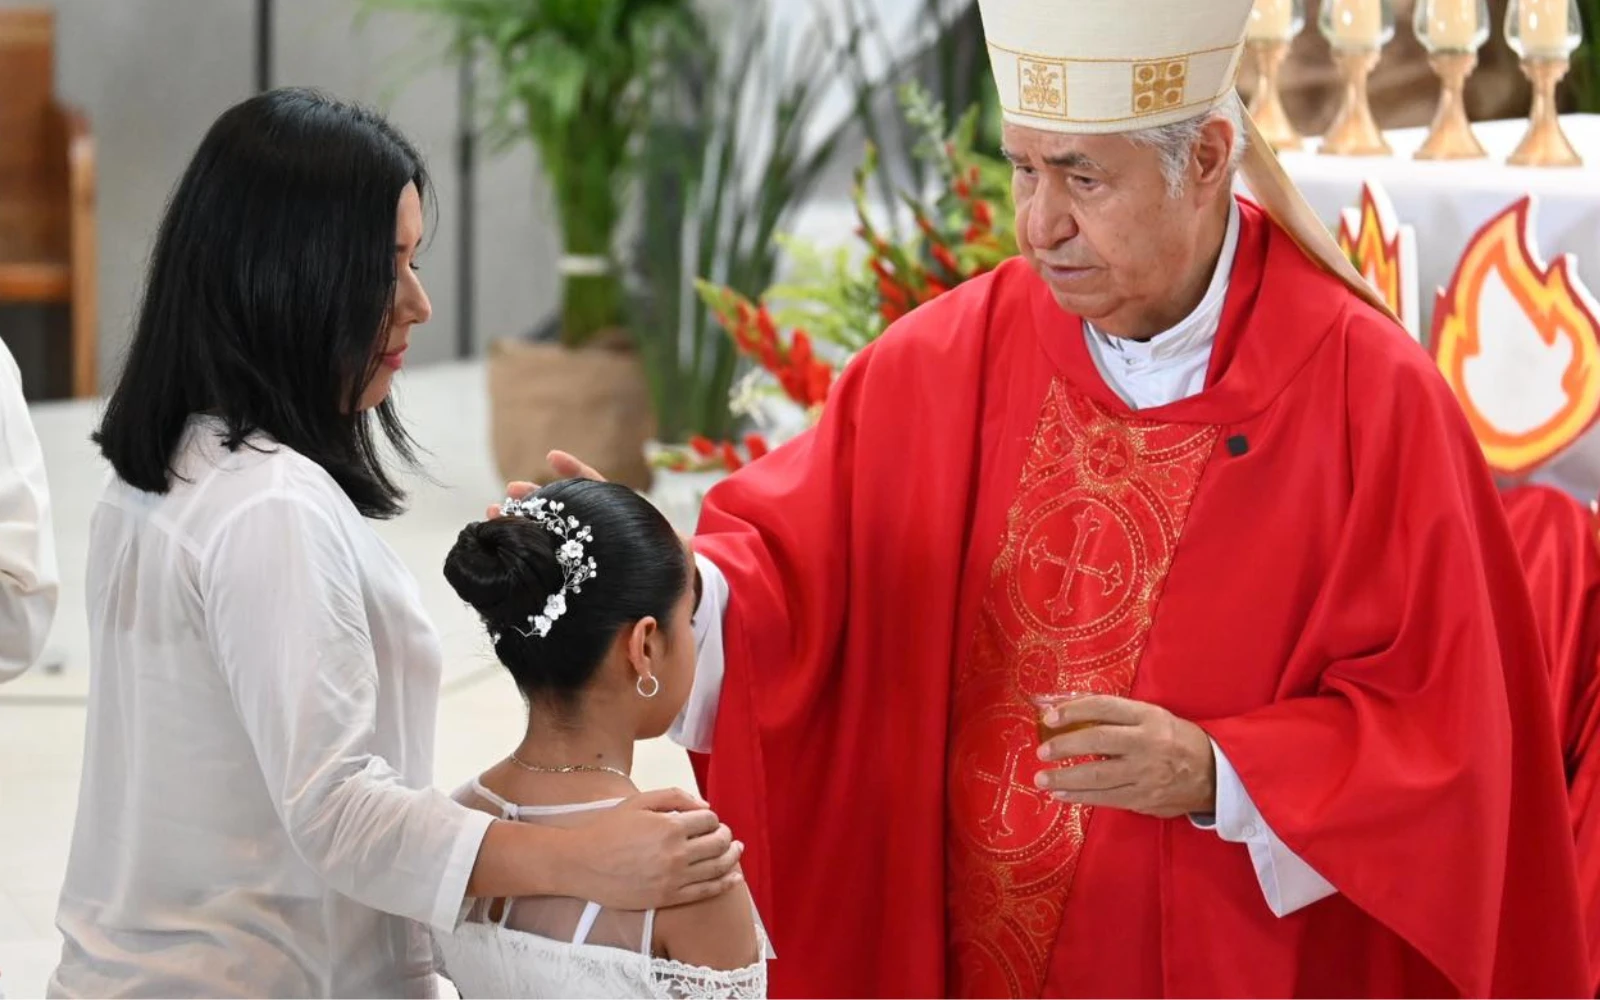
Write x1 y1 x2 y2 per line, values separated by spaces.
495 494 598 640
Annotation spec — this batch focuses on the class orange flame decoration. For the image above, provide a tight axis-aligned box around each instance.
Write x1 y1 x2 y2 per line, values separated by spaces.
1337 181 1419 339
1432 196 1600 476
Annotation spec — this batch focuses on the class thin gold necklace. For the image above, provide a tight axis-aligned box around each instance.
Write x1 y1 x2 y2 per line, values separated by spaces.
507 751 628 780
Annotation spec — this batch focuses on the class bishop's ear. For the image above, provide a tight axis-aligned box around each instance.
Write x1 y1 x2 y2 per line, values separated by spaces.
1192 116 1237 193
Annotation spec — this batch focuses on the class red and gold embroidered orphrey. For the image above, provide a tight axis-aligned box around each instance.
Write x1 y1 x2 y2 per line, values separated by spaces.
946 381 1219 997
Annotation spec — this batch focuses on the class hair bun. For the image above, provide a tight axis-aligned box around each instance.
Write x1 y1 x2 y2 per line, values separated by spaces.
443 479 691 707
443 518 559 622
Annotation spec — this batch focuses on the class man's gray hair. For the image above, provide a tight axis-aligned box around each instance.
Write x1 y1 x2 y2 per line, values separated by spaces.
1127 89 1248 198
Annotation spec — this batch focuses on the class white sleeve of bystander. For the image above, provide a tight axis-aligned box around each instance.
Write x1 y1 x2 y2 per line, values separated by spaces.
1190 740 1337 917
0 341 58 682
668 553 731 753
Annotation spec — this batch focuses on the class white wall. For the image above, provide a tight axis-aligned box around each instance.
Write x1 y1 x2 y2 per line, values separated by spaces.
271 0 559 364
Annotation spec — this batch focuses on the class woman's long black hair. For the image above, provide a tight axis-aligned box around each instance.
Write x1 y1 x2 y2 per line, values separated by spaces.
94 87 430 518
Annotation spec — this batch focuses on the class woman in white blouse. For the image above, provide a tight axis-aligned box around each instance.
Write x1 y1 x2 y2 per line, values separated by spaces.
48 89 742 999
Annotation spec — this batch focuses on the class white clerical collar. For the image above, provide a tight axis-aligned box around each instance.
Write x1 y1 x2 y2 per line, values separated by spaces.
1085 198 1241 368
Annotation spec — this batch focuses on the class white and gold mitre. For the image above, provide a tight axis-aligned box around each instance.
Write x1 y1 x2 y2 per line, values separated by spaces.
977 0 1251 135
975 0 1392 318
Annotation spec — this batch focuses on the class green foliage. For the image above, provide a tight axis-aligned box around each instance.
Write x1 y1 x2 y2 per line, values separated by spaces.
654 84 1012 466
368 0 704 346
764 236 882 356
626 10 859 442
770 84 1011 350
834 0 1000 240
693 84 1012 414
631 3 1007 442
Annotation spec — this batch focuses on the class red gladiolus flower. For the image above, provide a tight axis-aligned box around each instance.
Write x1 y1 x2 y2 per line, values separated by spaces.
720 300 759 354
806 363 833 404
878 276 909 309
953 178 970 199
917 215 940 241
730 319 759 354
973 200 994 228
932 244 961 275
689 435 716 458
924 275 951 298
881 299 907 323
720 442 743 472
758 340 781 374
756 306 778 345
778 367 807 404
790 330 813 368
744 434 770 461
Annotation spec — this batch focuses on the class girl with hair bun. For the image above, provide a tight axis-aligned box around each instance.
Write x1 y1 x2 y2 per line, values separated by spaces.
437 478 768 999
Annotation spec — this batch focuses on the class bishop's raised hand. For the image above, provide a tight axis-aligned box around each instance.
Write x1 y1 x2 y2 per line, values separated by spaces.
486 450 608 519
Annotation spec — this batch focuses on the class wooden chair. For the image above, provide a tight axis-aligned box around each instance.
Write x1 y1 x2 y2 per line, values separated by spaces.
0 6 96 398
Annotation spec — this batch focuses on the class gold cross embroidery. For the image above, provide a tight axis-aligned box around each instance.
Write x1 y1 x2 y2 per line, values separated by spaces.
971 744 1041 838
1027 510 1126 621
1132 57 1189 116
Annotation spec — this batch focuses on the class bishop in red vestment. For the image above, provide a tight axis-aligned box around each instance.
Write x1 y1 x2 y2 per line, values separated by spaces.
514 2 1589 994
681 0 1590 993
690 194 1587 995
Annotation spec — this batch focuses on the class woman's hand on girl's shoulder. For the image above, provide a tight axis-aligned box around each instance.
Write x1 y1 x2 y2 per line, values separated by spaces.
564 788 744 911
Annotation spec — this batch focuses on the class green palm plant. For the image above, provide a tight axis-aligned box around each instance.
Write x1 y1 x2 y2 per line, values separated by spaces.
835 0 1000 234
628 2 1004 446
627 10 861 443
370 0 705 347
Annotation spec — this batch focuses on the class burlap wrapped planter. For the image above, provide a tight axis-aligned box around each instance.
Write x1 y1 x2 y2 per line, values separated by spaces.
487 336 656 490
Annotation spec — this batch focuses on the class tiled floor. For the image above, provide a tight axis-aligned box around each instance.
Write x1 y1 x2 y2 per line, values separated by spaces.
0 361 698 998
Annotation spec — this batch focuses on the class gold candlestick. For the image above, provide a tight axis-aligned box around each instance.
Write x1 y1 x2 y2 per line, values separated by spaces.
1507 57 1582 166
1321 48 1392 156
1247 38 1302 150
1416 52 1488 159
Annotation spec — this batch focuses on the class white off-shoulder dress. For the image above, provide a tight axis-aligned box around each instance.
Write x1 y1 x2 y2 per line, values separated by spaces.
433 780 770 999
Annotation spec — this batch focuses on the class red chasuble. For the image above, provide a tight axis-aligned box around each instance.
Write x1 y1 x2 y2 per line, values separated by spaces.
1503 484 1600 994
692 200 1589 998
